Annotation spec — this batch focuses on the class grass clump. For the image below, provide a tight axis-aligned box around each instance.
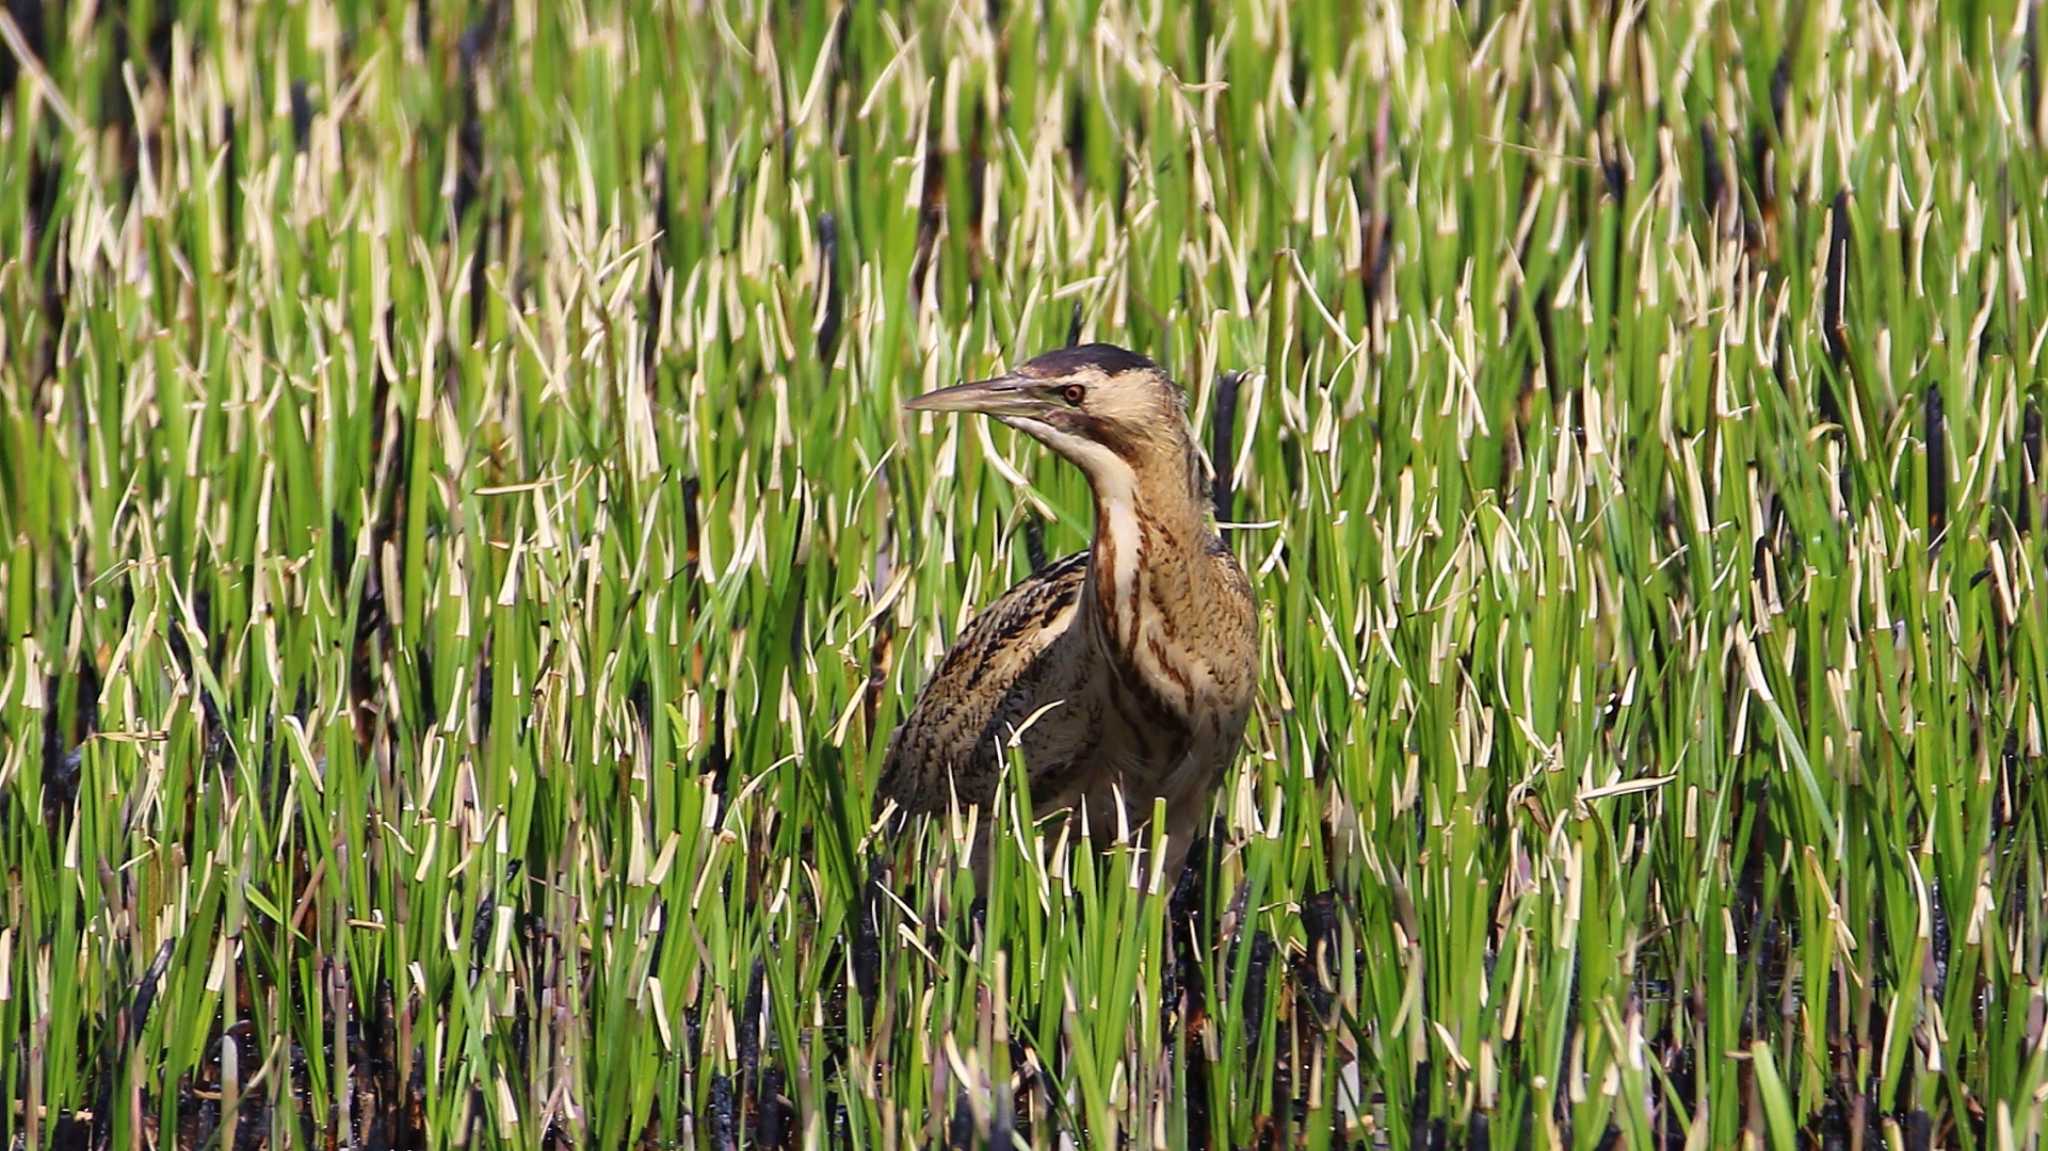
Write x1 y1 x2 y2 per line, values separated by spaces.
4 0 2048 1148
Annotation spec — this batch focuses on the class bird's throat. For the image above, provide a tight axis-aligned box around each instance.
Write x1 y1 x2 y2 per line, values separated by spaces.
1089 494 1145 656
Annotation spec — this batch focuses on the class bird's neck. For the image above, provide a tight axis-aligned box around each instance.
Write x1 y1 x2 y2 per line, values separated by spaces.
1081 449 1219 707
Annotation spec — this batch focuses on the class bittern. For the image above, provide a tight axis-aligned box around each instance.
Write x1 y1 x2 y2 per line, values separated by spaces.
882 344 1257 879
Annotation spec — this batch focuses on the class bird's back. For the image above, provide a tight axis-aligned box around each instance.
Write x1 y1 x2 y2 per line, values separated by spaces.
878 551 1096 815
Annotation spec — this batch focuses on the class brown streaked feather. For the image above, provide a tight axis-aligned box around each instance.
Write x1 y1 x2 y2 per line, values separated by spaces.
878 551 1090 812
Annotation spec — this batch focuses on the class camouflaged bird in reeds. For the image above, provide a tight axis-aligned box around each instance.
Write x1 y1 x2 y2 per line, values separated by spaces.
882 344 1257 879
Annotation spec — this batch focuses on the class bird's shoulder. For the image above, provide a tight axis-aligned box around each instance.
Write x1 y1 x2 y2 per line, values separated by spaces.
922 549 1089 693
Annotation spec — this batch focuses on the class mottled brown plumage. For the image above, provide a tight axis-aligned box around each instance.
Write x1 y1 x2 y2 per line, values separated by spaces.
881 344 1257 879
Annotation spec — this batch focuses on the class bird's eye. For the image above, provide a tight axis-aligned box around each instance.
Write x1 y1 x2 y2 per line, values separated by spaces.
1060 384 1086 406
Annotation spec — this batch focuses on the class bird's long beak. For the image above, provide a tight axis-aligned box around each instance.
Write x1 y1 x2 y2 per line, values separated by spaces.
903 373 1042 418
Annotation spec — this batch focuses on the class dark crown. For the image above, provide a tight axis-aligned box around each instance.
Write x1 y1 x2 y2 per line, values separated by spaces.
1020 343 1156 378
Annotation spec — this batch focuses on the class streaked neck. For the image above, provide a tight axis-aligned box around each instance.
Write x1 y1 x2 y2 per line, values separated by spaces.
1081 445 1213 678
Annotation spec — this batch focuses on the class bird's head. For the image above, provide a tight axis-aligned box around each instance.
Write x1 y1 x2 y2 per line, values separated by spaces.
905 343 1195 499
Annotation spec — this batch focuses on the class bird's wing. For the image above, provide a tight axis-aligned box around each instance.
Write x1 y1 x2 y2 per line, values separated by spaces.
878 551 1091 813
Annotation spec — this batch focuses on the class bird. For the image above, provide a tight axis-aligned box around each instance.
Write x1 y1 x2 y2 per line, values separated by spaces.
880 343 1257 881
